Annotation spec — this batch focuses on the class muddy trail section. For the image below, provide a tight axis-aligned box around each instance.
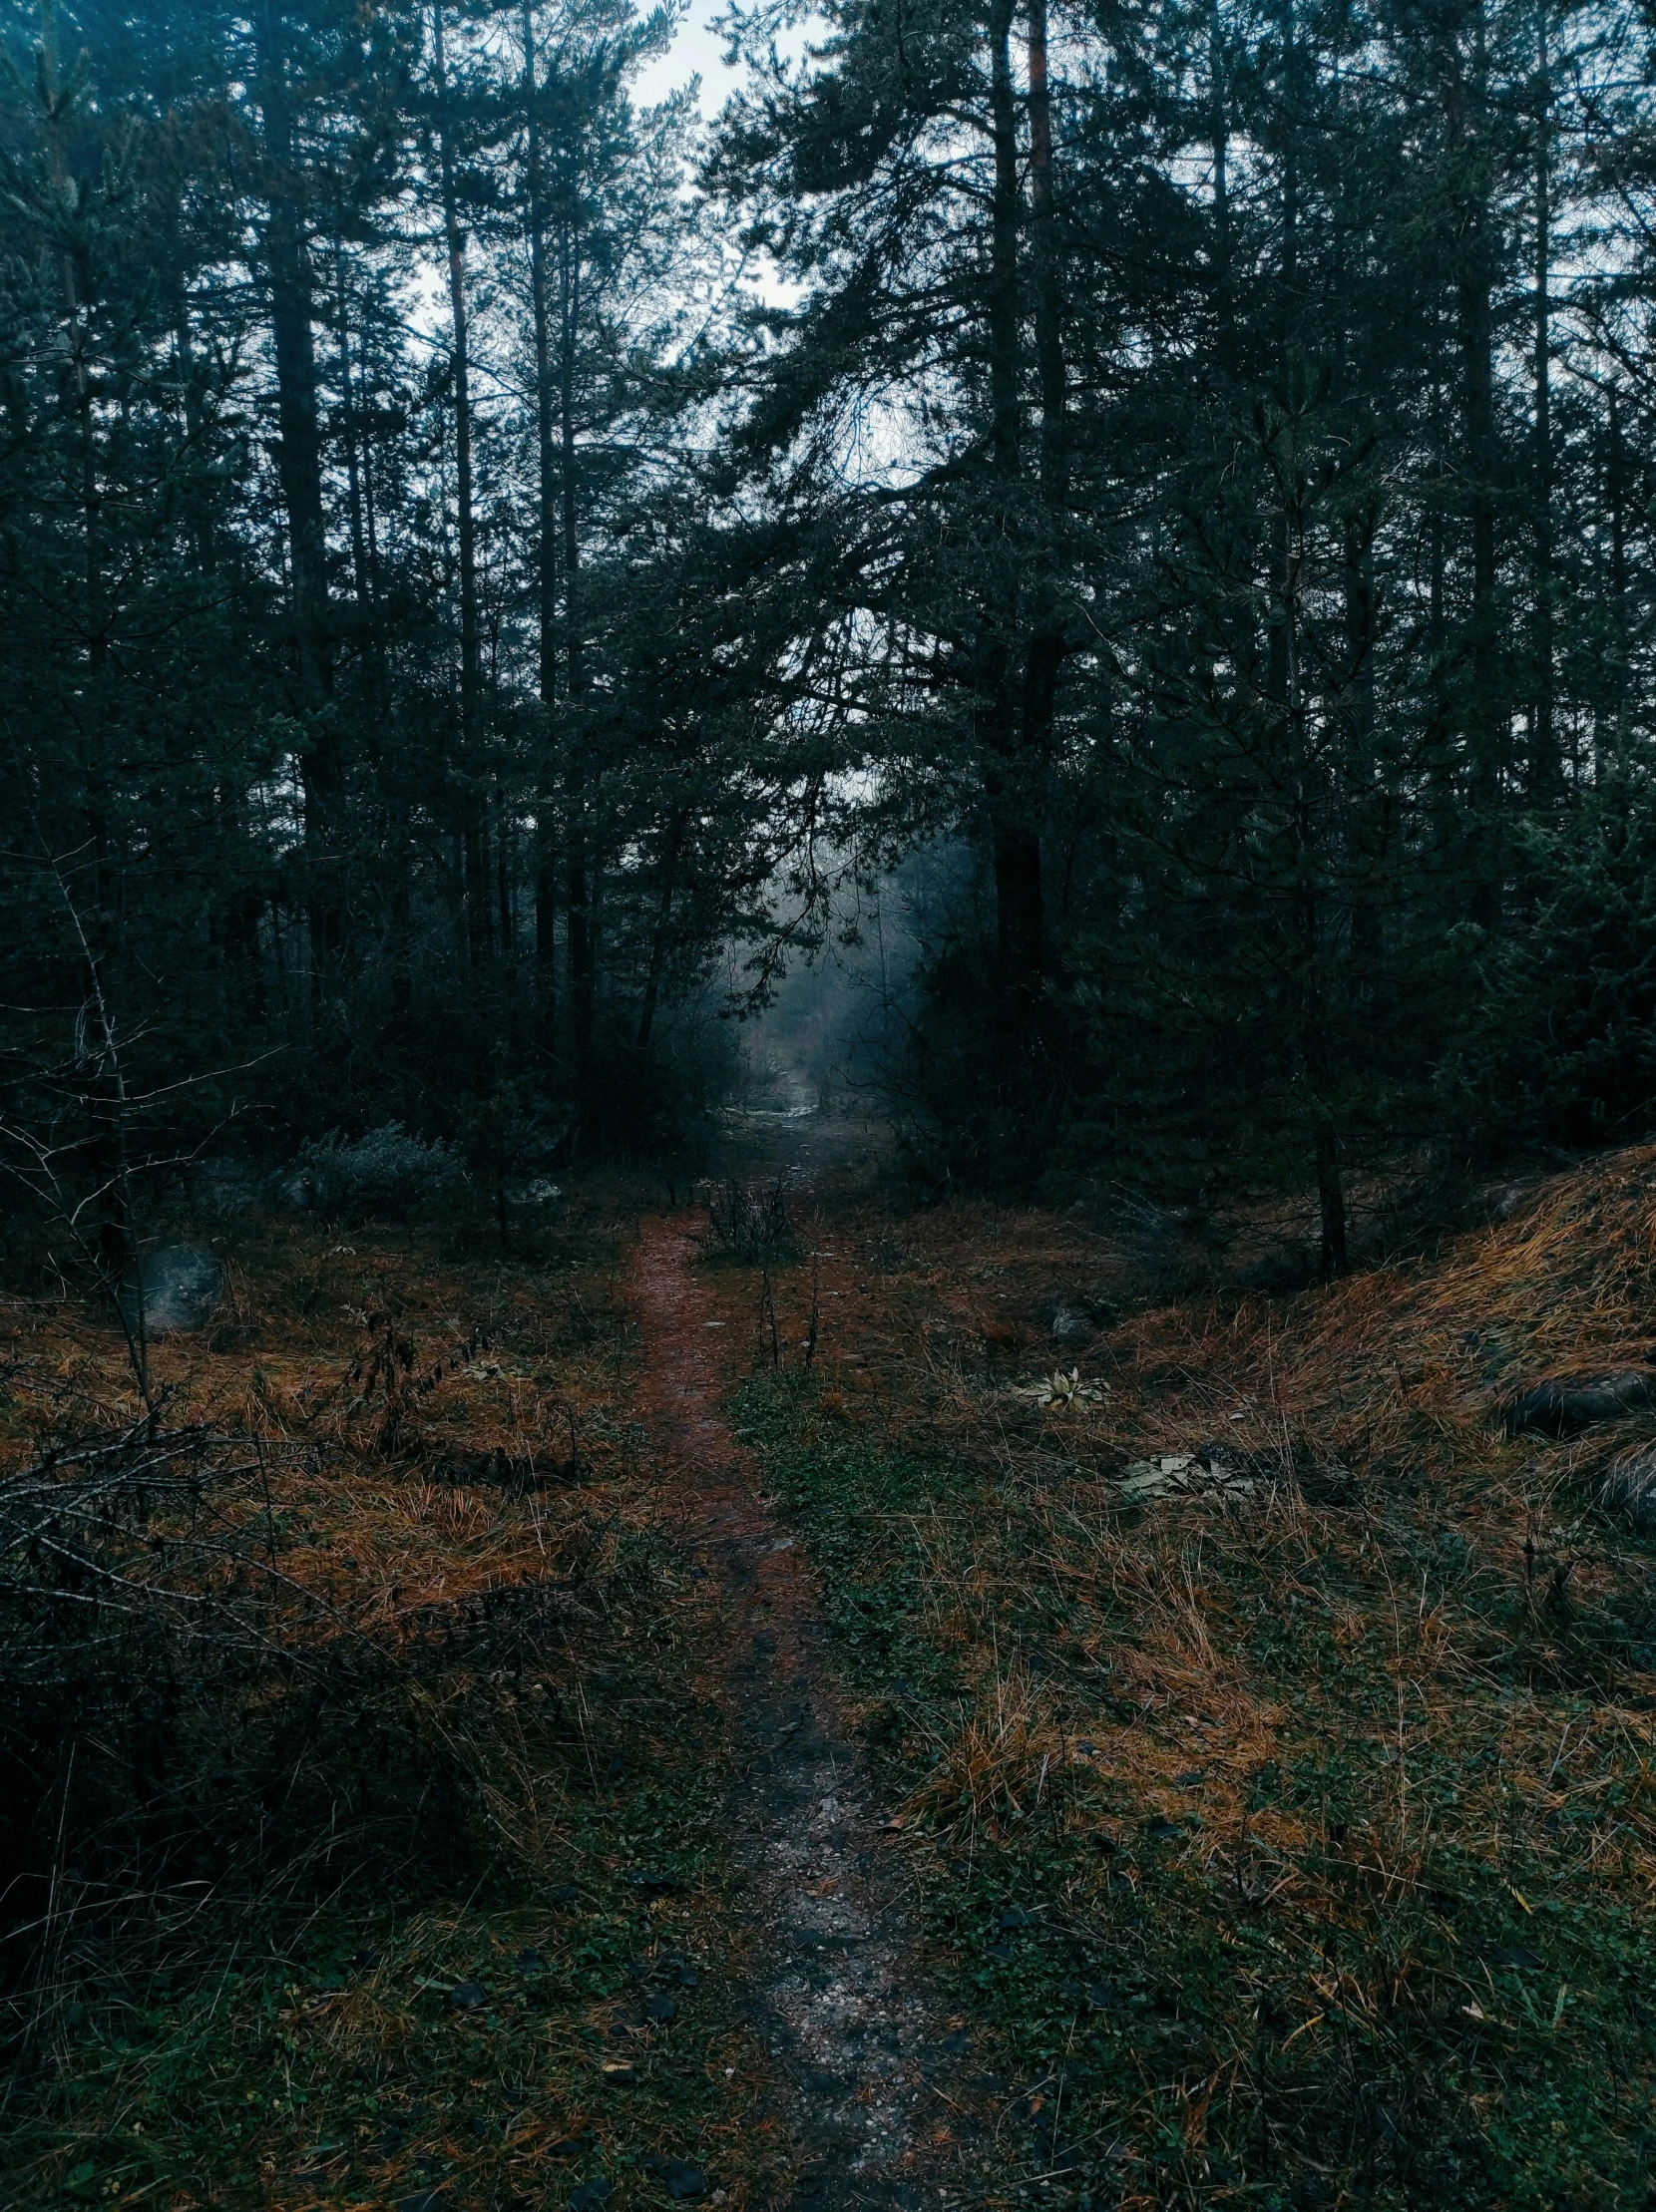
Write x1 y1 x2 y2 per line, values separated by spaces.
628 1210 972 2210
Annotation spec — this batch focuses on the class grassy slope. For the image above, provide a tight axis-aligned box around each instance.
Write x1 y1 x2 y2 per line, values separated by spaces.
13 1148 1656 2212
2 1202 796 2212
732 1153 1656 2211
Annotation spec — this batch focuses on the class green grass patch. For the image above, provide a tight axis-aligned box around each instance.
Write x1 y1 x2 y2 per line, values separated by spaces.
733 1370 1656 2212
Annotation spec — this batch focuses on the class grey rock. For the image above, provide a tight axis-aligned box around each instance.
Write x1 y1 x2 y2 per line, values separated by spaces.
1048 1306 1095 1349
119 1246 224 1336
1504 1367 1656 1439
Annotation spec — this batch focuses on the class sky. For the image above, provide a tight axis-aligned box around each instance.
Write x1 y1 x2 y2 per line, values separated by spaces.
631 0 747 115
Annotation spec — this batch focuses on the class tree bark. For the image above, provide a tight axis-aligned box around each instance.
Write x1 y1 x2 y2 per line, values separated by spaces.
334 245 374 633
260 16 327 706
257 0 341 1006
979 0 1044 1008
1020 0 1066 965
433 0 491 971
1529 0 1558 798
522 0 560 1043
1452 0 1502 810
1028 0 1062 509
987 0 1020 481
44 18 128 1277
637 811 686 1053
1209 0 1234 371
1607 387 1629 765
560 218 597 1128
1316 1123 1349 1282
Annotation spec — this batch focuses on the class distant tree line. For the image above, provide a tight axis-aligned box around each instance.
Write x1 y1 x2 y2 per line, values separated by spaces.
5 0 1656 1265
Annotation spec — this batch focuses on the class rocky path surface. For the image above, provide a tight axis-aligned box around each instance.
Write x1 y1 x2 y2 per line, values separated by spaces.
629 1206 962 2209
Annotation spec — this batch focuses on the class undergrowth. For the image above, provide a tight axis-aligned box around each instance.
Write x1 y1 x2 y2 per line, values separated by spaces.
0 1200 781 2210
731 1154 1656 2210
15 1146 1656 2210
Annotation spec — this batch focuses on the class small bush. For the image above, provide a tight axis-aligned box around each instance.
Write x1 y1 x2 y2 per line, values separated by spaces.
705 1178 796 1261
292 1123 464 1223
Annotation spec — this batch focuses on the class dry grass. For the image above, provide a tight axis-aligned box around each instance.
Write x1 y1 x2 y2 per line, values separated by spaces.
15 1148 1656 2208
0 1198 792 2212
728 1151 1656 2208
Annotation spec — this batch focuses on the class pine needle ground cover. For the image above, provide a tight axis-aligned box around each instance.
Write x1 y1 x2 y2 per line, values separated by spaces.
0 1198 792 2211
730 1157 1656 2210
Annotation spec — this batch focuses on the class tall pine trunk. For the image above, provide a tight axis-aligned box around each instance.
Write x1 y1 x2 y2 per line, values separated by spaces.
433 0 491 972
1451 0 1502 817
522 0 560 1046
45 12 127 1280
979 0 1043 1016
258 0 341 1008
1530 0 1558 798
560 221 597 1135
1606 388 1630 764
1019 0 1067 970
637 811 686 1053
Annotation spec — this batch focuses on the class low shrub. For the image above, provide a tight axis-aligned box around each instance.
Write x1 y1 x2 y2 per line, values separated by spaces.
291 1123 464 1223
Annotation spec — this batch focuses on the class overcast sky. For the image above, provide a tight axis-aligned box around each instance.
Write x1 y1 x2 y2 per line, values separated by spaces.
631 0 746 115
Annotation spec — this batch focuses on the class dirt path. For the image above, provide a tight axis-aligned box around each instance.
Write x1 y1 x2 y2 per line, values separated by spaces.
629 1209 958 2210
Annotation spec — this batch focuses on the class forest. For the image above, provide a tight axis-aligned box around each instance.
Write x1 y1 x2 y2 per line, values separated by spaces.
9 0 1656 2205
9 0 1656 1251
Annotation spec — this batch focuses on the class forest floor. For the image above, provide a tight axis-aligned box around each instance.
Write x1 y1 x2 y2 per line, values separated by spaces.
9 1103 1656 2211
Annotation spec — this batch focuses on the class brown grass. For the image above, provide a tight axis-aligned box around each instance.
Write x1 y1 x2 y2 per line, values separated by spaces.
723 1150 1656 2204
0 1197 801 2212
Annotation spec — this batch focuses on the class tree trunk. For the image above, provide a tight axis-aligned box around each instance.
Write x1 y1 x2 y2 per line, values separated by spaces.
44 13 131 1280
1529 0 1558 799
258 1 342 1005
496 777 515 954
1316 1122 1349 1282
1020 0 1066 968
1607 387 1629 765
1453 0 1502 813
1028 0 1062 508
1209 0 1234 370
979 0 1044 1009
987 0 1020 479
334 245 374 633
522 1 560 1045
560 219 597 1129
637 811 686 1053
433 0 491 972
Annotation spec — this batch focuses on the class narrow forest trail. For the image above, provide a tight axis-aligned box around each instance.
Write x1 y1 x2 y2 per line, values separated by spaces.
628 1205 963 2210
